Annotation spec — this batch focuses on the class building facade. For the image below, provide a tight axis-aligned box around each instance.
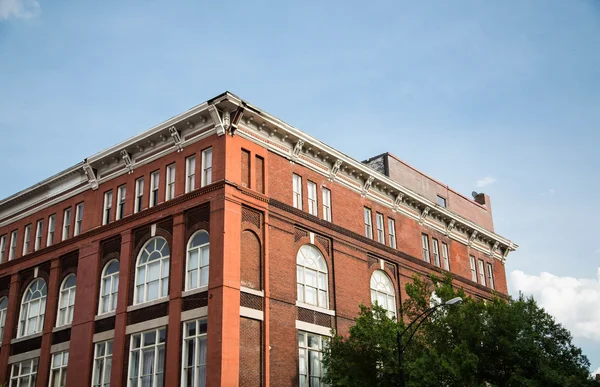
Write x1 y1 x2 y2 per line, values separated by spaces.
0 92 517 387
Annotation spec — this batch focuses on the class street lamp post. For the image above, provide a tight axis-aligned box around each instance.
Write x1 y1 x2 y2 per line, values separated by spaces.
397 296 462 387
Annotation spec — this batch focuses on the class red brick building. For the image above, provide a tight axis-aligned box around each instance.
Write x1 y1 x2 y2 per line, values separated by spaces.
0 92 517 387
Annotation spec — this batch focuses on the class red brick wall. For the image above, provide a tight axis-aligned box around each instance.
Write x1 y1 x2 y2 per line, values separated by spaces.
239 317 262 387
241 230 261 290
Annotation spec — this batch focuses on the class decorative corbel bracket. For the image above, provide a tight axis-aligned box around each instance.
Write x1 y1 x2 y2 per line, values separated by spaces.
361 176 374 197
419 206 431 224
468 230 479 246
82 162 98 190
393 193 405 212
501 246 510 264
489 241 500 257
446 219 456 236
229 106 245 136
291 140 305 162
208 105 226 136
328 159 343 181
120 150 134 174
169 126 184 152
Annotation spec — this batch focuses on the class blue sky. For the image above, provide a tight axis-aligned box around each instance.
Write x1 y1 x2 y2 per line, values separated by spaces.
1 0 600 373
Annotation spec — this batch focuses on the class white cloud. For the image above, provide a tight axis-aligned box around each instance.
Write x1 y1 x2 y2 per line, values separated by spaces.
0 0 40 20
510 269 600 342
592 366 600 377
476 176 496 188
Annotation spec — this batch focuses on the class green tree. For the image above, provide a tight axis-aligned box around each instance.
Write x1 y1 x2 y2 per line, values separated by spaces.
323 274 596 387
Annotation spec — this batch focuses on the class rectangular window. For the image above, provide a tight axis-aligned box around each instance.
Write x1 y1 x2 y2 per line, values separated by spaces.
182 319 208 387
74 203 84 236
135 177 144 213
422 234 430 263
10 358 38 387
128 328 166 387
376 213 385 243
255 155 265 194
23 224 31 255
469 256 477 282
388 218 397 249
9 230 17 260
478 259 486 286
0 235 6 263
307 181 317 216
298 331 328 387
441 242 450 271
103 191 112 225
47 214 56 247
150 171 160 207
116 185 126 220
92 340 113 387
364 208 373 239
437 195 447 207
487 263 495 289
241 149 250 188
35 220 43 251
432 239 440 267
322 188 332 222
49 350 68 387
166 164 176 201
201 148 212 187
292 174 303 210
186 155 196 193
62 208 71 241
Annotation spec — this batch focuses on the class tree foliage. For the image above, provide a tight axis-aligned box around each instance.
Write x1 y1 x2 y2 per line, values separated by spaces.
323 274 596 387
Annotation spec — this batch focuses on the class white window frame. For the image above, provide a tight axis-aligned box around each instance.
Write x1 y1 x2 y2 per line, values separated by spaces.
23 224 31 255
9 358 38 387
364 208 373 239
9 230 18 260
185 231 210 291
370 270 397 318
441 242 450 271
376 213 385 243
134 237 170 305
296 245 329 309
487 263 495 289
56 274 76 327
49 350 69 387
421 234 430 263
17 278 47 338
432 239 440 267
127 328 166 387
116 185 126 220
92 340 113 387
135 177 144 213
388 218 396 249
478 259 486 285
103 191 113 225
47 215 56 247
469 256 477 282
0 296 8 342
62 208 71 241
0 234 6 263
185 155 196 193
292 174 303 210
166 164 176 201
74 203 84 236
181 319 207 387
201 148 212 187
35 220 43 251
307 181 317 216
150 171 159 208
99 260 120 315
322 188 331 222
298 331 328 387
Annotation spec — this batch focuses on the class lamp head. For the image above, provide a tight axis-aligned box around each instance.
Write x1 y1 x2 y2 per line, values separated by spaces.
445 297 463 306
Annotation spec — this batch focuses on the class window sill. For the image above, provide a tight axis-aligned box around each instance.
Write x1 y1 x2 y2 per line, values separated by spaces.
127 297 169 312
11 332 42 344
240 287 264 297
95 311 116 321
52 324 71 333
295 301 335 316
182 286 208 298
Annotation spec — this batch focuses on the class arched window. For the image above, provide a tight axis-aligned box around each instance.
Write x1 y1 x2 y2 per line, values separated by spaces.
370 270 397 318
186 230 209 291
18 278 47 338
57 274 76 327
296 245 329 309
0 297 7 341
134 237 170 304
99 260 119 315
